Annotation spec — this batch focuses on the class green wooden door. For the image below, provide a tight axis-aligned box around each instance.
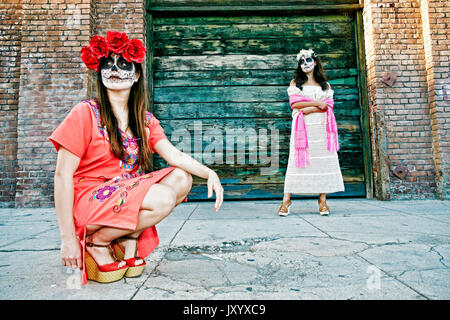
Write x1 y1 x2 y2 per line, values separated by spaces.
150 14 366 199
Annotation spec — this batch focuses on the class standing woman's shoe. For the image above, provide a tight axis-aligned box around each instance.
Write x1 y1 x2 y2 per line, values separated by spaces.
318 199 330 216
278 199 292 216
85 242 128 283
113 236 146 278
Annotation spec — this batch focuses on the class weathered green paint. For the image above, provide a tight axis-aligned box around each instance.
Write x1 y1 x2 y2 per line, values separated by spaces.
154 68 357 87
355 9 374 199
150 13 366 199
154 101 361 119
152 15 355 25
148 1 362 13
154 22 353 40
150 0 359 6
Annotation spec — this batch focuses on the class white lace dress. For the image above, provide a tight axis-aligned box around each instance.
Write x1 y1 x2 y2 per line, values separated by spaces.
283 85 345 195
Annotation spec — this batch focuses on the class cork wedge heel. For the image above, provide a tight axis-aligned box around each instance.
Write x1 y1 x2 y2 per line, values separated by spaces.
113 236 146 278
85 242 128 283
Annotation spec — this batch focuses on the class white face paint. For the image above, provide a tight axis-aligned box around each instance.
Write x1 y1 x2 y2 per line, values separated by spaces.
100 54 138 90
300 55 316 74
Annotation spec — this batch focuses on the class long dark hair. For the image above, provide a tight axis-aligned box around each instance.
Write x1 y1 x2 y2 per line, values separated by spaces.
95 60 153 173
293 54 329 91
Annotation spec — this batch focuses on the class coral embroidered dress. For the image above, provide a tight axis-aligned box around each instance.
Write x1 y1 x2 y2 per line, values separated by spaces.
49 99 182 285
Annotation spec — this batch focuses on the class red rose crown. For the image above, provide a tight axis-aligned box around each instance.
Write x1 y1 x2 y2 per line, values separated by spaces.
80 31 146 72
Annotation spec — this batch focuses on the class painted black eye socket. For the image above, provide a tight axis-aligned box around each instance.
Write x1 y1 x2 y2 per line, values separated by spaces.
117 58 133 70
103 58 114 68
300 57 314 65
101 57 133 71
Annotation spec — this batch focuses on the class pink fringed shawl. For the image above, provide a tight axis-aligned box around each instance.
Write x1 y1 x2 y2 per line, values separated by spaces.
288 87 340 168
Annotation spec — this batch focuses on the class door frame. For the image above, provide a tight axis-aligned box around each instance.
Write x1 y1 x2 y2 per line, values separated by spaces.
146 1 374 199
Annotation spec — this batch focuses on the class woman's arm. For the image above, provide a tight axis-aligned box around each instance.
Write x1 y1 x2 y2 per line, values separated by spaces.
301 106 326 115
54 147 82 269
153 139 224 212
291 101 320 109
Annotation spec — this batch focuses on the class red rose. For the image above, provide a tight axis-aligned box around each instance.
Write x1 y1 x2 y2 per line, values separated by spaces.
106 31 129 54
89 35 109 59
122 39 146 63
80 46 100 72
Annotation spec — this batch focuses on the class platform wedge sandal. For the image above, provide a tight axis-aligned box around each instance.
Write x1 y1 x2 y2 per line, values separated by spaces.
318 199 330 216
85 242 128 283
278 199 292 217
113 236 146 278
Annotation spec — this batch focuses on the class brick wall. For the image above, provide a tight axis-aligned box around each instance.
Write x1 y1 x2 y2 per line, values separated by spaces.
0 1 23 208
89 0 147 96
362 0 449 200
1 0 448 207
14 0 92 207
422 0 449 199
0 0 146 208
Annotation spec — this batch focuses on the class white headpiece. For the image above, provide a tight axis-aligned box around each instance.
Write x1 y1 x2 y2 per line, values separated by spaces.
296 49 316 61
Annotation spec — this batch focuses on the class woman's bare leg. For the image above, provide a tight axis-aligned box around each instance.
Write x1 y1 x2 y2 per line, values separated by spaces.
319 193 327 203
85 183 178 265
282 192 291 203
120 168 193 259
86 168 193 263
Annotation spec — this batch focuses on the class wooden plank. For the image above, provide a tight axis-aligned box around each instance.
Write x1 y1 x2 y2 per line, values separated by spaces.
153 15 353 25
150 0 359 7
155 150 364 169
184 182 366 200
187 168 365 184
149 3 362 14
154 54 355 71
146 14 155 112
153 85 359 103
154 37 355 56
153 100 361 119
155 119 364 156
153 22 353 40
355 10 373 198
154 69 358 87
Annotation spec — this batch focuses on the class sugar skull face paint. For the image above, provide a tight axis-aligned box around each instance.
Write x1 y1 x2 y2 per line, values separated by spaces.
300 56 316 73
100 54 138 90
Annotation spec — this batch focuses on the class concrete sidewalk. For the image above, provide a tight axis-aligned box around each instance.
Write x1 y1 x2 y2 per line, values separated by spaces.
0 199 449 300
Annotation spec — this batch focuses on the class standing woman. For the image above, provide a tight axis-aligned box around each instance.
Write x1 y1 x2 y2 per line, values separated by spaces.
278 49 344 216
50 31 224 285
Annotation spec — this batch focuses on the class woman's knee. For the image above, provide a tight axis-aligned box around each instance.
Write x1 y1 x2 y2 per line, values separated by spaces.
170 168 193 192
141 183 177 216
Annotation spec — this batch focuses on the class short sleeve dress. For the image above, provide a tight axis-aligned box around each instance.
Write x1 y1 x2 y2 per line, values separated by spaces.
49 99 185 285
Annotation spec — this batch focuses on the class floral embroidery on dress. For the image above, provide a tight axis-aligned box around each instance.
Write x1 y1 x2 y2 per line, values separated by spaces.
89 172 155 213
84 99 146 173
92 185 119 202
120 134 140 172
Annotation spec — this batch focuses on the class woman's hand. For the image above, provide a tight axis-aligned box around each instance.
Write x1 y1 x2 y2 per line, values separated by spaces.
207 170 224 212
60 236 82 269
316 101 328 110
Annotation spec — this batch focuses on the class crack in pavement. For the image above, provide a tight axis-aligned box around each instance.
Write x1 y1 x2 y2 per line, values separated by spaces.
429 245 448 268
365 202 450 225
355 253 430 300
0 226 59 249
0 248 59 253
130 204 199 300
